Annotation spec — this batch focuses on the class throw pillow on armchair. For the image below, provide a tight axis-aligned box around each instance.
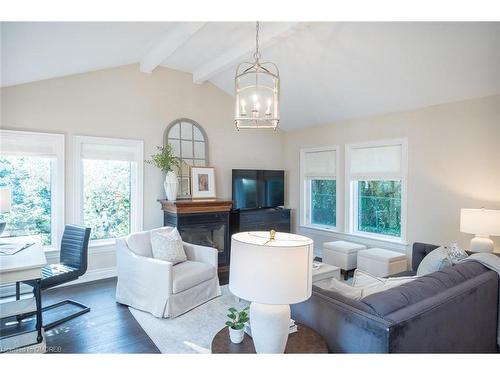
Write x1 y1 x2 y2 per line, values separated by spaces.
150 227 187 264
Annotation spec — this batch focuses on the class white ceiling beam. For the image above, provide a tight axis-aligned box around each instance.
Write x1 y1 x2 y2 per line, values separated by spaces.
140 22 206 74
192 22 301 84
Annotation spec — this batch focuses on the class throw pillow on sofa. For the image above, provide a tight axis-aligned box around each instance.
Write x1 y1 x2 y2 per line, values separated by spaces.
324 270 417 300
352 269 418 298
416 246 453 276
150 227 187 265
326 278 363 300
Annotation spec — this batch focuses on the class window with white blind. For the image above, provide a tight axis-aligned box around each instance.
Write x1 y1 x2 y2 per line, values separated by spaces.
346 139 407 241
0 130 64 249
300 146 338 229
73 136 143 243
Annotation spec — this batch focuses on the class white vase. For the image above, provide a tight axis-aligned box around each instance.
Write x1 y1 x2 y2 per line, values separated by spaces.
229 327 244 344
164 171 178 201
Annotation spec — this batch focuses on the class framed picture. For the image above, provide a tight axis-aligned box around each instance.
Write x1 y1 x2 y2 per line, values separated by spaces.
191 167 216 199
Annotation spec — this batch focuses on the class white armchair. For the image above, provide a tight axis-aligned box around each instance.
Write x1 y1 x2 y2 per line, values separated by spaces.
115 227 221 318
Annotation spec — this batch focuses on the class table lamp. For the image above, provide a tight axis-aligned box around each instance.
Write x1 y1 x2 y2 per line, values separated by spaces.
229 230 313 353
0 187 11 236
460 208 500 253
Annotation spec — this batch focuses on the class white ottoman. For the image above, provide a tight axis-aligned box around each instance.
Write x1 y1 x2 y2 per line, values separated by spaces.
322 241 367 280
357 248 408 277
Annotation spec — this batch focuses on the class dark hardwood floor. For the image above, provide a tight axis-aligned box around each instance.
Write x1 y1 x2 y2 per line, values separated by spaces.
41 277 160 353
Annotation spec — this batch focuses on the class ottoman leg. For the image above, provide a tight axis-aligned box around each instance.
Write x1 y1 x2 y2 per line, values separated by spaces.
342 270 349 281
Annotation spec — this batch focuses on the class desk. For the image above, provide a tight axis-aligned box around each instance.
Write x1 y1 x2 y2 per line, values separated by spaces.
0 237 47 349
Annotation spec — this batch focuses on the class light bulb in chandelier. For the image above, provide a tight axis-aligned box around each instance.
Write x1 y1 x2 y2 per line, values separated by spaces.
240 99 247 116
252 101 260 118
265 98 272 117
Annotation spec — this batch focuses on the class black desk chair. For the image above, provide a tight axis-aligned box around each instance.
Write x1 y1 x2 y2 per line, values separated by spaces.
20 224 92 330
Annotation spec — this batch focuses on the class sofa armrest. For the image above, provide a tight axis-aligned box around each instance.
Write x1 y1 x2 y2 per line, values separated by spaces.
384 270 498 353
116 238 173 295
291 286 392 353
183 242 218 267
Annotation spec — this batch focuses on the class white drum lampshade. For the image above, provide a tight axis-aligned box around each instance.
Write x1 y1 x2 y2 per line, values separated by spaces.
460 208 500 253
229 231 313 353
0 187 11 236
0 187 11 213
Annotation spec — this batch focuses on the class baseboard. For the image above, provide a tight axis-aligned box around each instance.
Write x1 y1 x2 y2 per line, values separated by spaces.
52 267 117 288
0 267 117 298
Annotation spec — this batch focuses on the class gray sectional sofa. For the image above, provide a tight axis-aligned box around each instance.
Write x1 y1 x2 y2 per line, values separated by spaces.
291 243 499 353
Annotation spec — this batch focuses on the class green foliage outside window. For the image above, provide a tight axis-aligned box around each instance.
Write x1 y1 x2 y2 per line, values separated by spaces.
311 179 336 227
357 180 401 237
0 156 52 245
83 159 131 240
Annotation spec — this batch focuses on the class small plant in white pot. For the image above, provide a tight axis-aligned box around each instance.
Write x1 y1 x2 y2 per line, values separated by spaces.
225 306 249 344
145 145 181 201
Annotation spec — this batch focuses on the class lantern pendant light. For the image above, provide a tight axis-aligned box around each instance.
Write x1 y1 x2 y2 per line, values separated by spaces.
235 22 280 130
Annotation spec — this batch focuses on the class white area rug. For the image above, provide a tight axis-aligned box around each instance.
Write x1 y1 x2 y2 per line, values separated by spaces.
128 286 248 353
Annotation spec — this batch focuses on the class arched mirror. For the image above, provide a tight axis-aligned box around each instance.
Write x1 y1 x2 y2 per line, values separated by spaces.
164 118 208 197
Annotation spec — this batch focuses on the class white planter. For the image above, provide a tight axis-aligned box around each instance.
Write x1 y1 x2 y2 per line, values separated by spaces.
164 171 178 201
229 327 245 344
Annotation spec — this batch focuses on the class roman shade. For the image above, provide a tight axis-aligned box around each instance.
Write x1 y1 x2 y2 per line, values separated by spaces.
303 149 336 178
80 142 139 162
349 144 402 180
0 130 64 157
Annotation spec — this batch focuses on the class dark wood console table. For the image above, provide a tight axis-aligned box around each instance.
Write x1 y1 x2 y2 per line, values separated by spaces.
211 323 328 353
159 199 233 282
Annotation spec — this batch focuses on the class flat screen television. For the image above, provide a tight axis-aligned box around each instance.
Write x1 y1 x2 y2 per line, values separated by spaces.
232 169 285 210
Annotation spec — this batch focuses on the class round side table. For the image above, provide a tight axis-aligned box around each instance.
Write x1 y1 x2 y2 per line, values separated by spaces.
211 323 328 354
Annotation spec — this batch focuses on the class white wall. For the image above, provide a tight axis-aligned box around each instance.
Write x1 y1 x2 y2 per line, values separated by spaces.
1 63 499 276
284 95 500 259
0 64 285 274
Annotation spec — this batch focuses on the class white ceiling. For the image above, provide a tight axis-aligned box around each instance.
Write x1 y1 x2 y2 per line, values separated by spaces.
2 22 500 130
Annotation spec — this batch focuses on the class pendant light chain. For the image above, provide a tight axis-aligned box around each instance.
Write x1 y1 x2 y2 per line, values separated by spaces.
254 21 261 61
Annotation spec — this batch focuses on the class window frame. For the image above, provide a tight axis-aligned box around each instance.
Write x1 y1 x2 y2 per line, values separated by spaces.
345 138 408 243
73 135 144 246
299 145 339 231
0 129 65 251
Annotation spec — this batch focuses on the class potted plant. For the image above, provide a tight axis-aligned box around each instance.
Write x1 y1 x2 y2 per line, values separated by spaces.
225 306 249 344
145 145 181 201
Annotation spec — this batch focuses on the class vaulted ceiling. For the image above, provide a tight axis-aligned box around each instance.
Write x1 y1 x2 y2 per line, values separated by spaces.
2 22 500 130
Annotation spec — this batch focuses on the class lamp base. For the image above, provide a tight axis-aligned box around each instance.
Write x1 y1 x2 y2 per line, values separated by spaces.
249 302 290 353
470 235 494 253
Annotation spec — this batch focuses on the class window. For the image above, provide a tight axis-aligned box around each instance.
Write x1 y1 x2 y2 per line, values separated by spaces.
0 130 64 249
346 139 407 241
165 119 208 197
74 136 143 242
300 147 338 229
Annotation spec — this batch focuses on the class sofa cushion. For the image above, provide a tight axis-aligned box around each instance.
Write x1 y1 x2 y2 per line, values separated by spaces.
172 260 216 293
360 262 488 317
416 246 452 276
